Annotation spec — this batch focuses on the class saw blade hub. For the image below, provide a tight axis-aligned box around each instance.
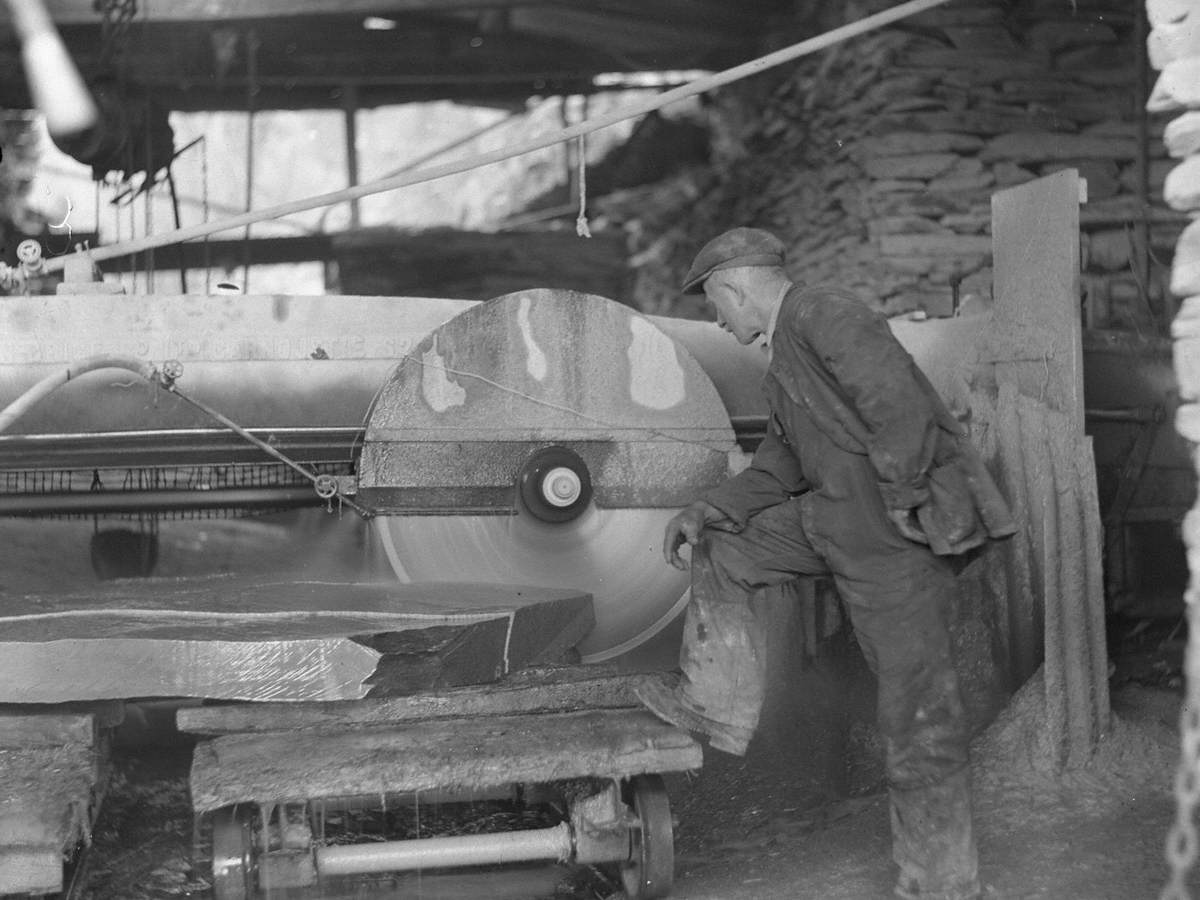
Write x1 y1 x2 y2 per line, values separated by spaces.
363 289 739 661
518 445 593 523
543 468 581 506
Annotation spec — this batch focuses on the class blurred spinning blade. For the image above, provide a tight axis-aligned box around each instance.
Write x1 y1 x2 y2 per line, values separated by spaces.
375 507 691 662
361 289 736 661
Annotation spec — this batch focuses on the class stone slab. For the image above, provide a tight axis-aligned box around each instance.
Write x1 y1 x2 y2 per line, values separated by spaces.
0 576 594 703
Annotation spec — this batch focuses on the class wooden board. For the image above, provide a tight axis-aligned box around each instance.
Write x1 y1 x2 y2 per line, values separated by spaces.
0 741 99 894
177 664 643 735
990 169 1086 431
0 576 593 704
190 708 701 813
0 709 95 749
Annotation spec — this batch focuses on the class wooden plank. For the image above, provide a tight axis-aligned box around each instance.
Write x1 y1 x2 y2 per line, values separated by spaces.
0 576 593 704
0 709 94 749
0 847 63 896
0 743 99 894
336 229 633 309
95 234 333 272
177 665 641 735
190 709 700 813
994 384 1041 684
990 169 1086 432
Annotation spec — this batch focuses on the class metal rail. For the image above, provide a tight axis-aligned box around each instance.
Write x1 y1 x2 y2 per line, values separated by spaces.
0 426 362 469
0 486 321 516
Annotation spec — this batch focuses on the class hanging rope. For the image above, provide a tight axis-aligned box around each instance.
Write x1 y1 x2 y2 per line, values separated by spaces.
574 134 590 239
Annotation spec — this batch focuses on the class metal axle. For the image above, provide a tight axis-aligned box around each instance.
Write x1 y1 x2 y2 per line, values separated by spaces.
316 823 574 876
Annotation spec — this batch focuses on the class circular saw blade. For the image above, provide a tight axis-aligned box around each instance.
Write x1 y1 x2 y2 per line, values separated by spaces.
366 288 735 662
375 505 690 662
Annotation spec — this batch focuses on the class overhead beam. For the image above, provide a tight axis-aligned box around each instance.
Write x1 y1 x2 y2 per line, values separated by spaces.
2 0 770 49
6 0 782 25
4 0 572 26
0 62 599 111
29 0 957 273
0 1 776 113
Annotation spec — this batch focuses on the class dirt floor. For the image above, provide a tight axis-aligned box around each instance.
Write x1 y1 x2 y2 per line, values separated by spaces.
60 677 1181 900
1 518 1192 900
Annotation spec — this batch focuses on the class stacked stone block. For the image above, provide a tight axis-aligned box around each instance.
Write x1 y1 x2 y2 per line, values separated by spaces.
1150 1 1200 894
600 0 1188 325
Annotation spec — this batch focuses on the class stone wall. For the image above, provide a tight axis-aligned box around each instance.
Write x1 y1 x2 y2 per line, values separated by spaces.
599 0 1187 329
1151 0 1200 890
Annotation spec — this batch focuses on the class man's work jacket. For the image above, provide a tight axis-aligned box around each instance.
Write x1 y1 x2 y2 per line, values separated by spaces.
704 283 1016 557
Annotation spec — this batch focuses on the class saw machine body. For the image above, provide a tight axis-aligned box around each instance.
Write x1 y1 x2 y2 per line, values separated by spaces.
0 285 751 897
0 286 761 660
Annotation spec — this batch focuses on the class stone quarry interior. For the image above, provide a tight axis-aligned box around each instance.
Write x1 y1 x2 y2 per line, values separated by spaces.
1 1 1199 898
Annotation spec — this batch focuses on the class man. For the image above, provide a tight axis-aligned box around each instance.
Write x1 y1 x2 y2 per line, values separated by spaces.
636 227 1015 900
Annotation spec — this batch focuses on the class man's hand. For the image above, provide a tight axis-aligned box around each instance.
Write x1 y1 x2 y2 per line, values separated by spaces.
663 501 725 570
887 507 929 545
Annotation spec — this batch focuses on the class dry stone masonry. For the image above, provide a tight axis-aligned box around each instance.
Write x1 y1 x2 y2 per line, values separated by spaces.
600 0 1188 327
1150 1 1200 895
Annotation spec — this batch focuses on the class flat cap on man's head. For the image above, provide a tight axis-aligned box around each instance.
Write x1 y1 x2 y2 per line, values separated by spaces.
681 227 786 294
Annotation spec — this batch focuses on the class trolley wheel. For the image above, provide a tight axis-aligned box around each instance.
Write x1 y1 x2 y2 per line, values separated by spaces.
620 774 675 900
211 807 256 900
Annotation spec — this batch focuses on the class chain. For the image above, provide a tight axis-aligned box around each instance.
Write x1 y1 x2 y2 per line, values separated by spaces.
1164 529 1200 898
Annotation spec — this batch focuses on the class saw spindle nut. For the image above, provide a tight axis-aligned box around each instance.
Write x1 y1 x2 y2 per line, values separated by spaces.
517 446 593 523
542 467 583 507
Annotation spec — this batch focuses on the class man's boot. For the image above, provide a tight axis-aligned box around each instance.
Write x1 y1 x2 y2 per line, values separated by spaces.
890 769 980 900
635 672 754 756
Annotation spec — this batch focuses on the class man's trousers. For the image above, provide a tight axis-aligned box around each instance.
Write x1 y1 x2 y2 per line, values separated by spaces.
677 490 980 899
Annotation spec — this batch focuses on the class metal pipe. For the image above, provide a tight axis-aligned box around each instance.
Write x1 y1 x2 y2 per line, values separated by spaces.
0 486 320 516
316 822 574 876
4 0 97 138
0 356 159 434
343 83 361 229
243 29 259 292
1084 406 1164 425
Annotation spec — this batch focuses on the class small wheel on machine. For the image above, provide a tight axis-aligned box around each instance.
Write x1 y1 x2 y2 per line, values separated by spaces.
619 773 675 900
210 806 256 900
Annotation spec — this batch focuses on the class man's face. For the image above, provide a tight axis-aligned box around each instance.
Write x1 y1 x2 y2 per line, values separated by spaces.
703 275 758 345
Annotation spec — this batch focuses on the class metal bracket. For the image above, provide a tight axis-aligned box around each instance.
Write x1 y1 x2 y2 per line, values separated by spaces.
571 780 634 865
